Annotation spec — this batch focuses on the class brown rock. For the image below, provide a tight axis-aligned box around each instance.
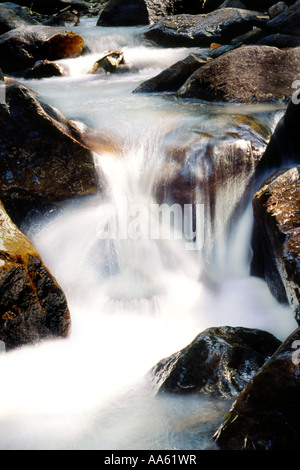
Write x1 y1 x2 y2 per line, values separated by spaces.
0 200 71 350
251 166 300 324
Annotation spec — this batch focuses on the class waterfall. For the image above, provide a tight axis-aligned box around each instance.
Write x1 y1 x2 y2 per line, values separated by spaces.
0 19 297 450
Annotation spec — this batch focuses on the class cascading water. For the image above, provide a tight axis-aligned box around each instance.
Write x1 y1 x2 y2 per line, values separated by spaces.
0 18 297 450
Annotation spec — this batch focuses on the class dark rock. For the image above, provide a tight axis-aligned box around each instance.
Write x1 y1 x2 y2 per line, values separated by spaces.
144 8 267 48
214 327 300 450
251 166 300 323
43 10 80 26
268 1 288 19
258 100 300 171
133 53 208 94
88 50 127 74
0 200 71 350
177 45 300 103
267 0 300 37
154 114 270 251
24 59 68 78
218 0 247 8
150 326 281 399
0 2 39 34
256 33 300 48
0 78 98 225
97 0 226 27
0 25 85 73
8 0 90 15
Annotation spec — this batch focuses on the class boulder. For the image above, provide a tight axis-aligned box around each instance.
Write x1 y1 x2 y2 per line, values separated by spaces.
268 1 288 19
150 326 281 399
7 0 90 15
251 167 300 324
97 0 226 26
24 59 68 78
214 327 300 450
0 2 39 34
0 25 85 73
144 8 267 47
0 78 98 225
0 200 71 350
266 0 300 37
133 53 208 94
177 45 300 103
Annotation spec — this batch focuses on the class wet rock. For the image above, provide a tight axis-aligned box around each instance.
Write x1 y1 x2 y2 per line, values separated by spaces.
268 1 288 19
177 45 300 103
97 0 225 27
0 78 98 225
0 200 71 350
43 10 80 26
150 326 281 399
266 0 300 37
10 0 90 15
256 34 300 48
0 25 85 73
0 2 39 34
214 327 300 450
155 114 271 209
251 167 300 324
24 59 68 78
89 50 127 74
144 8 267 47
133 53 208 94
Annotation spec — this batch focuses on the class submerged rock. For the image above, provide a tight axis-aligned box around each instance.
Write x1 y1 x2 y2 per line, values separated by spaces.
133 53 208 93
144 8 267 47
0 25 85 73
0 2 39 34
177 45 300 103
251 167 300 324
0 78 98 224
0 200 71 350
150 326 281 399
214 327 300 450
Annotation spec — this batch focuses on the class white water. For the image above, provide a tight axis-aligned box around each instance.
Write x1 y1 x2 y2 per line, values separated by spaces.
0 19 297 450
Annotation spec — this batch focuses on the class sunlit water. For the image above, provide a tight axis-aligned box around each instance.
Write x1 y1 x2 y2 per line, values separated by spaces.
0 18 297 450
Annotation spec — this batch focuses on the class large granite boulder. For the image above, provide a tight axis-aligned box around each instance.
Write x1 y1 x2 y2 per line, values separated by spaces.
177 45 300 103
251 166 300 324
0 78 98 224
0 2 39 34
214 327 300 450
97 0 225 26
0 25 85 73
150 326 281 399
0 200 71 350
144 8 267 47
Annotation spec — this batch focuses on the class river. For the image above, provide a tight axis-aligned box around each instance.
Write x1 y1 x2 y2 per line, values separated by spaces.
0 17 297 450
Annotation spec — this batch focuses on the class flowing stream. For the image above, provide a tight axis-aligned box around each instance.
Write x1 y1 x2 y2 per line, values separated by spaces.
0 18 298 450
